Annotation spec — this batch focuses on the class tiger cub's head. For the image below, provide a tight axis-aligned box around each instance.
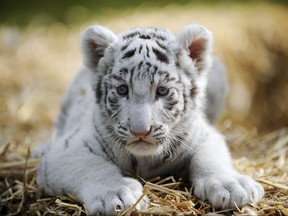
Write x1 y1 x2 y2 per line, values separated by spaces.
82 24 212 157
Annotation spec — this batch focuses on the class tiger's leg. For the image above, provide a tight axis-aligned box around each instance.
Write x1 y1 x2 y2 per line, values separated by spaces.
36 131 149 215
189 124 264 209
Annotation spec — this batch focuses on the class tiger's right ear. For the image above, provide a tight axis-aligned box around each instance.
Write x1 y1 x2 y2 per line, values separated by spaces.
176 24 212 74
82 25 117 70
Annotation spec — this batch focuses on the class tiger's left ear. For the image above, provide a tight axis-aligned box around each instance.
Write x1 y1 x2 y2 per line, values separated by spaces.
176 24 212 73
82 25 117 71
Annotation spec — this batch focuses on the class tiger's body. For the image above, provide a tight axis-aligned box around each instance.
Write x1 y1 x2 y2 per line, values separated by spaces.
35 24 264 215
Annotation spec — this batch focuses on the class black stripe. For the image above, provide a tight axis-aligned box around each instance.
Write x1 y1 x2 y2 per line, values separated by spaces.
110 74 125 82
153 65 158 72
152 33 166 41
157 35 166 41
152 48 169 64
150 65 158 85
117 192 124 206
155 138 165 145
93 121 115 163
139 45 143 54
158 71 171 82
109 102 120 111
83 140 95 153
122 48 136 59
139 34 151 40
190 85 198 98
156 41 168 51
123 31 140 40
119 125 128 131
154 125 163 132
120 67 128 74
107 95 118 104
121 44 129 51
173 109 181 118
146 45 150 58
136 69 141 79
64 128 80 148
153 132 165 137
146 62 152 71
129 67 135 85
166 99 179 111
175 60 180 68
183 91 187 112
83 140 108 160
158 70 168 76
95 76 103 104
138 61 143 70
118 130 128 137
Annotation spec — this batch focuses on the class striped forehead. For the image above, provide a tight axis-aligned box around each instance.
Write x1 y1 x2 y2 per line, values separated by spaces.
109 28 178 86
119 40 169 64
118 28 173 65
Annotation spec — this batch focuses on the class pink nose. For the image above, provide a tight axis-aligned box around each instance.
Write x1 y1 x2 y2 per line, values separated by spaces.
130 128 151 138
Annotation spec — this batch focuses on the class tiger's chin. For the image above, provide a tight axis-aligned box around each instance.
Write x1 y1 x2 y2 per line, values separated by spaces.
126 140 163 157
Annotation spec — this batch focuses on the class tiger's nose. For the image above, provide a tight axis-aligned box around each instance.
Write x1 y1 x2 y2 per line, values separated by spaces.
130 127 151 138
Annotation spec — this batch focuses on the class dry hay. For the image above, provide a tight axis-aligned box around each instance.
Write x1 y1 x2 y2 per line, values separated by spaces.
0 127 287 215
0 2 288 216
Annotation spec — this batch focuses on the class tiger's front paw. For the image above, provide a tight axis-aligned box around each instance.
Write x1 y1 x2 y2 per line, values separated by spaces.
82 177 149 215
193 174 264 209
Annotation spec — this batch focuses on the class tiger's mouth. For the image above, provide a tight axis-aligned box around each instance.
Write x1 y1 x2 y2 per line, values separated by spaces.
125 138 163 156
127 139 155 146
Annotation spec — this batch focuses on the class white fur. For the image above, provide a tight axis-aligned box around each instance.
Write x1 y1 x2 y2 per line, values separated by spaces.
35 24 264 215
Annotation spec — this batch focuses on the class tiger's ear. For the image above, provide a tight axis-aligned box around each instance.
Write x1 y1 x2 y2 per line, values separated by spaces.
176 24 212 73
82 25 117 70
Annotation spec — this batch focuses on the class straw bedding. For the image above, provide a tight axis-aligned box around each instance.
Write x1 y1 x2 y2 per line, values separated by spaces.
0 3 287 215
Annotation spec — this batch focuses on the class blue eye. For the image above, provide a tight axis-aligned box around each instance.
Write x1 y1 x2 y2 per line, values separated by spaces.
156 86 169 96
117 85 129 95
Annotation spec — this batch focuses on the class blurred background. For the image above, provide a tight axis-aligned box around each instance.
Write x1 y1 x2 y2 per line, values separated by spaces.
0 0 288 152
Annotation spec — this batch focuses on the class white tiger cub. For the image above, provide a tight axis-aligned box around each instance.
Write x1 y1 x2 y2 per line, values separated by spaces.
35 24 264 215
